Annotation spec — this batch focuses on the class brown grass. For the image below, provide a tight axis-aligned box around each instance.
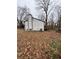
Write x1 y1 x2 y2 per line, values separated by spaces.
17 29 61 59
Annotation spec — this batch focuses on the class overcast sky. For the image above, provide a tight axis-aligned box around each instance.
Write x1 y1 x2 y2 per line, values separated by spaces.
17 0 60 22
17 0 38 18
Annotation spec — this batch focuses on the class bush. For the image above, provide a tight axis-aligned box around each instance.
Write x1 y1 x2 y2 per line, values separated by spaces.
17 20 24 28
50 39 61 59
40 28 42 32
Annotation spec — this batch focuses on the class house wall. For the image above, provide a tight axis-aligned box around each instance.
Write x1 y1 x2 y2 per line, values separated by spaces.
24 21 28 31
28 15 33 30
24 18 44 31
32 19 44 31
24 15 33 31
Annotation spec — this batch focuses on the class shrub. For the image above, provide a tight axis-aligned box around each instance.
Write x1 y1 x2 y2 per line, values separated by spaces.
40 28 42 32
50 39 61 59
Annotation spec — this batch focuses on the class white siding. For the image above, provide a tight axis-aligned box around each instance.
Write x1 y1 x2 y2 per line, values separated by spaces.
28 15 33 30
33 19 44 31
24 18 44 31
25 21 28 31
29 21 32 30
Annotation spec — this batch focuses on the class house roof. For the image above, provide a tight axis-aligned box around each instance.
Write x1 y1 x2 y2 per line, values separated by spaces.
24 14 45 23
33 18 45 23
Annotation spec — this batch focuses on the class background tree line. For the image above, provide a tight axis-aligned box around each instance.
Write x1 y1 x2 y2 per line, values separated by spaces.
35 0 61 32
17 6 30 28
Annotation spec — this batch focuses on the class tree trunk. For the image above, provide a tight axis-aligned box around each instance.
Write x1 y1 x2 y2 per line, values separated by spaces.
45 12 48 31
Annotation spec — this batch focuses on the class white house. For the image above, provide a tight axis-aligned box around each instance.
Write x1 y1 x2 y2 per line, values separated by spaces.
24 14 45 31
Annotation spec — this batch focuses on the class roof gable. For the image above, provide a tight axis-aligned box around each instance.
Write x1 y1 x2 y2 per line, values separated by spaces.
23 14 45 23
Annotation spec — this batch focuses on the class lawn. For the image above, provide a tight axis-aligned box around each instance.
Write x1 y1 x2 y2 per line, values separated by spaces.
17 29 61 59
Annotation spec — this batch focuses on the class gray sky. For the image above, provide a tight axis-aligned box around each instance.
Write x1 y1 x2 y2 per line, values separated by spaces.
17 0 61 22
17 0 38 18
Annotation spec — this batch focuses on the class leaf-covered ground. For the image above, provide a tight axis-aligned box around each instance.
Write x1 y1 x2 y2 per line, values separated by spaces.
17 29 61 59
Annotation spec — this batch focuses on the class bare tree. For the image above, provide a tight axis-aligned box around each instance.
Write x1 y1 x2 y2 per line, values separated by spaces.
50 13 54 29
17 6 30 28
17 6 29 20
38 13 45 21
55 5 61 32
35 0 54 30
